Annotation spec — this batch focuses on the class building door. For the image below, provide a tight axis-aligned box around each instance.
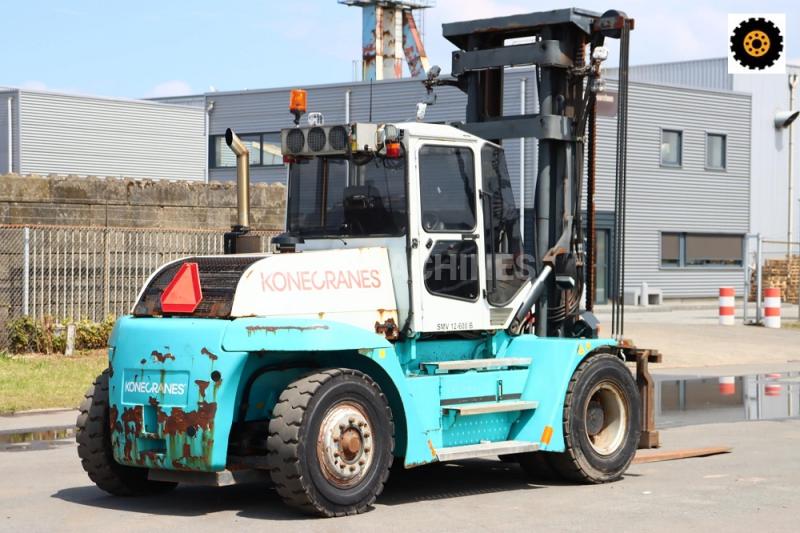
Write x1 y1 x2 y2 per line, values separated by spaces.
595 229 610 304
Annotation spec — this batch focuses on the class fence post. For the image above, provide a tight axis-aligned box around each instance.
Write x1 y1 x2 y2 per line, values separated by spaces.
23 226 30 316
103 228 110 317
756 234 763 324
743 234 750 324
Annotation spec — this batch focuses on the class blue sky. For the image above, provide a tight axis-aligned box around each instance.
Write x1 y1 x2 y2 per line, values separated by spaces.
1 0 798 98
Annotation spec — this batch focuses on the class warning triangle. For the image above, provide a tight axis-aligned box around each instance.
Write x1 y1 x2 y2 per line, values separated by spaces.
160 262 203 313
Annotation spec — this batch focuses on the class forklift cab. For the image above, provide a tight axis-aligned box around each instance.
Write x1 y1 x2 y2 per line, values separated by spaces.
279 122 532 336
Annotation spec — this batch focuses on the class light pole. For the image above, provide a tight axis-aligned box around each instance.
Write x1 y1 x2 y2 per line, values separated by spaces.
785 74 798 257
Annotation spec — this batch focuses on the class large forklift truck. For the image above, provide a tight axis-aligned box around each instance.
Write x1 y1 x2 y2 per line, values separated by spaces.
76 7 659 517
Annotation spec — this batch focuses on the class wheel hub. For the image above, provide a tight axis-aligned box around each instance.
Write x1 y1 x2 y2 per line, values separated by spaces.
584 382 627 456
316 402 374 488
585 400 605 436
744 30 770 57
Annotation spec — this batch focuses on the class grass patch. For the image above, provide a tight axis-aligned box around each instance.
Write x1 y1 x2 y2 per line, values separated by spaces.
0 350 107 414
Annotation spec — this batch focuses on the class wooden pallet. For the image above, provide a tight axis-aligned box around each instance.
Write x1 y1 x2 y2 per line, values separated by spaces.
750 258 800 301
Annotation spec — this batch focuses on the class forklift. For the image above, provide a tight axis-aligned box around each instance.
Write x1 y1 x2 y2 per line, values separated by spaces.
76 7 659 517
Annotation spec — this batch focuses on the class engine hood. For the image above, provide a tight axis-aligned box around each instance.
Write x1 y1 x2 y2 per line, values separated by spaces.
230 247 398 334
132 247 399 339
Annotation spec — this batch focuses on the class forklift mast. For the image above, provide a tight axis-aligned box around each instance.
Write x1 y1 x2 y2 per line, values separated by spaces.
436 8 633 338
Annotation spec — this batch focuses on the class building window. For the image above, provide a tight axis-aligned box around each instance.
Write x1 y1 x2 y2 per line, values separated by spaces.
661 232 743 267
661 233 680 266
706 133 726 170
210 132 283 168
660 129 682 166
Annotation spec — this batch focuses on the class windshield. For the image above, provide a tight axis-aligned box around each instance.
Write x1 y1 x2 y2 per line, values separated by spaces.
286 154 407 238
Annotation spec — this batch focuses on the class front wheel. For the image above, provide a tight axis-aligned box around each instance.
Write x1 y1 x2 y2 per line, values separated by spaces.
544 353 641 483
267 368 394 517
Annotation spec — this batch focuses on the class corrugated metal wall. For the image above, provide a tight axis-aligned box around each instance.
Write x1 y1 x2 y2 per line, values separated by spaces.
206 73 539 203
609 58 733 91
17 91 206 181
594 81 751 297
205 72 751 298
733 65 800 246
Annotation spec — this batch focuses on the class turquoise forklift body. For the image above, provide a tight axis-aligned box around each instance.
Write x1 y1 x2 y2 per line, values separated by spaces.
108 316 618 471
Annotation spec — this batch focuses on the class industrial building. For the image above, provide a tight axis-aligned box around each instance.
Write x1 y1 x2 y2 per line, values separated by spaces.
0 88 206 181
1 57 797 301
158 58 800 300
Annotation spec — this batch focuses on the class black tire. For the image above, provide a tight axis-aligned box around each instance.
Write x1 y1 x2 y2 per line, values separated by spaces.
546 353 641 483
267 368 394 517
730 17 783 70
76 369 177 496
516 451 562 482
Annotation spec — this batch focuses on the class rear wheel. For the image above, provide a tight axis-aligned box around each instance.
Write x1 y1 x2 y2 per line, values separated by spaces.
546 353 641 483
267 368 394 517
76 369 177 496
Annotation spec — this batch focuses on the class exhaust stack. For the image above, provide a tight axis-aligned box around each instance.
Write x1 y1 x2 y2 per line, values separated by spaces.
223 128 260 254
225 128 250 229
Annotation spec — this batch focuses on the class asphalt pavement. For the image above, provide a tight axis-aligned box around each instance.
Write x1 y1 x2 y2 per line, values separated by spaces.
0 419 798 532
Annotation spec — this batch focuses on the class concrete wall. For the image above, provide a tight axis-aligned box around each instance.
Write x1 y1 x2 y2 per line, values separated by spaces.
0 174 285 230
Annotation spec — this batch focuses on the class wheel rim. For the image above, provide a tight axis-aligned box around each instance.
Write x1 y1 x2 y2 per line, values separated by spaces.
316 401 375 488
584 382 627 456
743 30 770 57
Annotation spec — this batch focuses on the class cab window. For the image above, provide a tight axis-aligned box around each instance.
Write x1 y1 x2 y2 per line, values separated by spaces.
481 144 526 306
418 145 476 232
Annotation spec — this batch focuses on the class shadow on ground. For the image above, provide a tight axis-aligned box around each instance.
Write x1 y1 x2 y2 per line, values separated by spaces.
53 459 555 520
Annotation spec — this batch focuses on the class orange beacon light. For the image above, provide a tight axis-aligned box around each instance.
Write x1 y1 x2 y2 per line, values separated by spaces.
290 89 307 125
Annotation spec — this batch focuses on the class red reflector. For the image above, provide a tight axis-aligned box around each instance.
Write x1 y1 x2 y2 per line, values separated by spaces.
160 262 202 313
386 142 401 158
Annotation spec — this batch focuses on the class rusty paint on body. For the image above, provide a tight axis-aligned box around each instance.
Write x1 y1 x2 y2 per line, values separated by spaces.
195 380 210 398
201 347 219 361
151 350 175 363
245 324 330 335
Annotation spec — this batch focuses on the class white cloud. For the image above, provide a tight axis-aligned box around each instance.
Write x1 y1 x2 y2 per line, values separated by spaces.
145 80 193 98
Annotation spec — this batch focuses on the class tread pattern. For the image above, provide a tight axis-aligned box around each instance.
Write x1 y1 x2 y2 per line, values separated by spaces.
547 353 639 484
267 368 394 517
75 369 175 496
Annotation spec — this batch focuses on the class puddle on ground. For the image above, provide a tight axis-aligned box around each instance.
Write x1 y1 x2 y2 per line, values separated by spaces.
1 375 797 450
655 372 800 428
0 426 75 452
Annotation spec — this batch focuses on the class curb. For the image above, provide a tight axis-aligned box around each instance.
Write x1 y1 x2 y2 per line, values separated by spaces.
0 407 78 418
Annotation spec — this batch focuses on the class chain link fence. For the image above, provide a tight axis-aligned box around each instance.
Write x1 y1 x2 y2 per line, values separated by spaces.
0 225 281 343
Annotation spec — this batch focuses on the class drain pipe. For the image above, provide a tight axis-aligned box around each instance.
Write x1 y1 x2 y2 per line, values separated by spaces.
6 95 12 174
789 74 798 258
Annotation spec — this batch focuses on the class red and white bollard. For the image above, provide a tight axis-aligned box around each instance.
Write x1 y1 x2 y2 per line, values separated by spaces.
718 287 735 326
763 287 781 328
718 376 736 396
765 373 782 397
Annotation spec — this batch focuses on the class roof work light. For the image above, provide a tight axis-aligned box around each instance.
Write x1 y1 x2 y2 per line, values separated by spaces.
290 89 308 126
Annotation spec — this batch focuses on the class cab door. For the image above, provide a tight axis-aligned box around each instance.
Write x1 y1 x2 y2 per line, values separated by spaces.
408 141 489 333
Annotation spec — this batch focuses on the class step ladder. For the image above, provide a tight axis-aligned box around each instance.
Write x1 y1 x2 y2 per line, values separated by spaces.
443 399 538 416
435 440 539 461
421 357 531 373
